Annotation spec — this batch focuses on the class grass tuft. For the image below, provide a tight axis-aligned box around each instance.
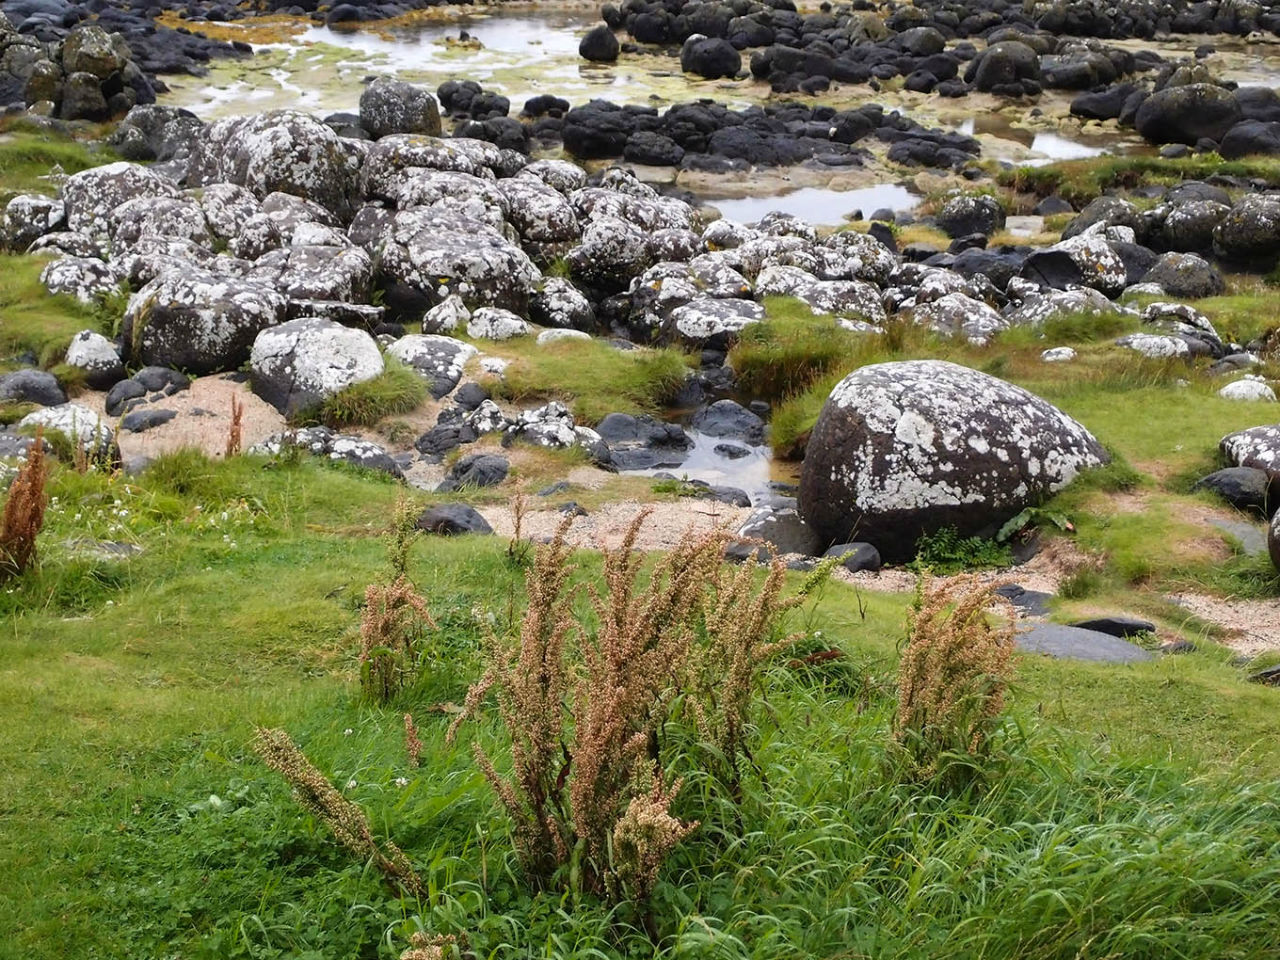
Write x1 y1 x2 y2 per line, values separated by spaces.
315 358 427 429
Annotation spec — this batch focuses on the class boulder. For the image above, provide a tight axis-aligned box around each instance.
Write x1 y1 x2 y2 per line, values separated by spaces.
18 403 114 458
1220 424 1280 472
1142 251 1225 298
579 23 620 63
0 369 66 407
1219 119 1280 159
937 194 1005 238
186 110 361 221
415 503 493 535
4 194 64 250
359 77 442 139
122 270 288 374
1193 466 1273 514
798 360 1109 562
60 162 180 235
64 330 124 389
1133 83 1242 145
822 541 882 572
249 317 384 416
595 412 692 470
1271 509 1280 573
690 399 765 445
437 452 509 491
680 35 741 80
386 334 477 399
1213 194 1280 263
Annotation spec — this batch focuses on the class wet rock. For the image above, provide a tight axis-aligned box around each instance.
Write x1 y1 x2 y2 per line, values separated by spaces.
0 369 66 407
595 412 691 470
249 317 384 417
416 503 494 536
579 23 619 62
681 35 741 80
437 452 509 492
691 399 765 445
798 360 1109 562
359 77 441 139
63 330 124 390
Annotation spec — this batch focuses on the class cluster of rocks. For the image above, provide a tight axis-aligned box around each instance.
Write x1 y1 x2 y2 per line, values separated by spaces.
1 1 246 96
0 17 157 120
1073 70 1280 157
317 76 983 174
590 2 1183 97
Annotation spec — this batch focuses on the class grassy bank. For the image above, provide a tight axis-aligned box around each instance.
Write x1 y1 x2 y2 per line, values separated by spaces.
1 451 1279 958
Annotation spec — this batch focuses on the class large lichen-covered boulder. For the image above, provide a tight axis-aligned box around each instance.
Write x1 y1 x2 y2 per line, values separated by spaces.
1220 423 1280 472
378 208 541 313
3 194 64 250
359 77 442 139
249 317 384 416
798 360 1109 561
248 244 374 303
60 161 180 234
186 110 362 221
122 270 288 374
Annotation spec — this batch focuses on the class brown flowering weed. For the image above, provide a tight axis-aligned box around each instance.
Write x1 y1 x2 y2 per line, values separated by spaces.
0 429 48 582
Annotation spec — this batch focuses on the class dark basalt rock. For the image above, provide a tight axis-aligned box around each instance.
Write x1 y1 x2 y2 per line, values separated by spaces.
799 361 1109 563
415 503 494 536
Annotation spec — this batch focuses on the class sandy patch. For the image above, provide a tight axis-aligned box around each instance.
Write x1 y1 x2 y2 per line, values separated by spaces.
78 376 286 462
480 499 751 552
1164 593 1280 657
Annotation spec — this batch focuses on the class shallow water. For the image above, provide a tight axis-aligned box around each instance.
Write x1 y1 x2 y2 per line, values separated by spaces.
702 183 919 225
958 116 1111 164
622 429 779 503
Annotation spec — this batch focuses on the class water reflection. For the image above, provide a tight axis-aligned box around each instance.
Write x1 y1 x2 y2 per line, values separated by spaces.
704 183 918 225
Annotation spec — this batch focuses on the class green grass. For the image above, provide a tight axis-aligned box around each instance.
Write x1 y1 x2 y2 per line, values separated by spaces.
489 336 691 424
0 124 116 204
997 153 1280 207
3 452 1280 959
0 254 110 367
313 357 427 428
728 297 870 401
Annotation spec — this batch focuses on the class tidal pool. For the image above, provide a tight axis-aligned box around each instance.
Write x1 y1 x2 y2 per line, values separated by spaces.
701 183 919 225
623 429 781 503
